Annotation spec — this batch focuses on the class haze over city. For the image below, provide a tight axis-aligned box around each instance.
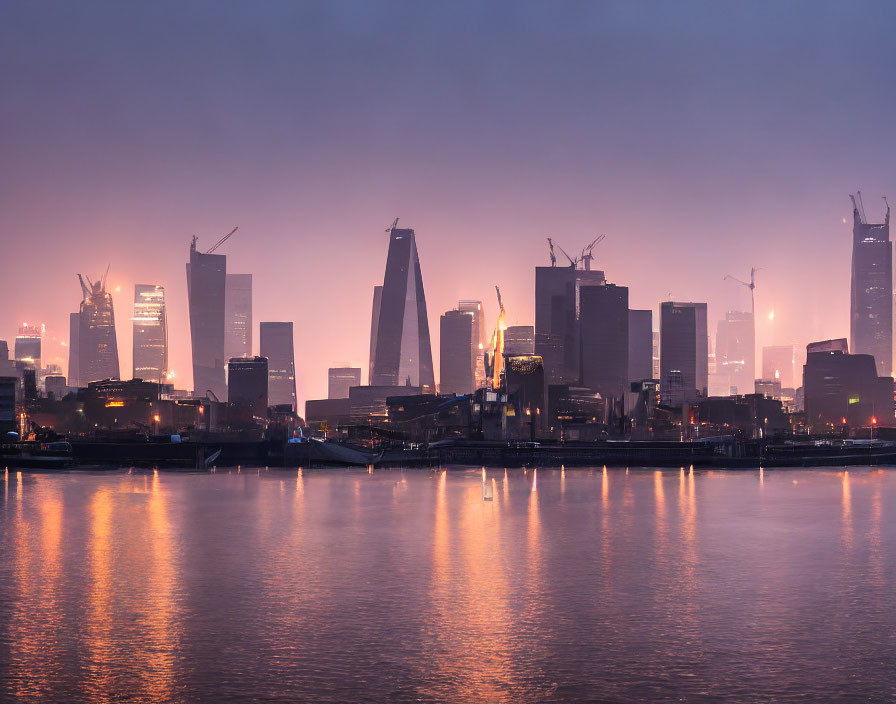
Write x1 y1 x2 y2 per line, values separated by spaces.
3 0 895 402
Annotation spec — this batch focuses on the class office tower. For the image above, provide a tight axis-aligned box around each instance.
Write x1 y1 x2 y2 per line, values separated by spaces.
505 355 546 437
227 356 269 418
762 345 795 389
187 237 227 400
504 325 535 355
715 311 755 395
804 338 893 431
660 301 708 407
260 322 296 411
628 309 653 382
68 312 80 387
369 286 382 384
225 273 252 360
458 299 487 388
850 193 892 376
328 367 361 399
578 284 629 398
652 330 660 379
370 222 435 393
77 273 120 384
132 284 167 382
14 324 42 369
439 309 474 395
534 265 606 384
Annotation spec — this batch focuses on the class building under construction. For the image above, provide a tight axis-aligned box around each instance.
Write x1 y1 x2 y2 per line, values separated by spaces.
850 192 891 377
132 284 167 383
75 269 120 384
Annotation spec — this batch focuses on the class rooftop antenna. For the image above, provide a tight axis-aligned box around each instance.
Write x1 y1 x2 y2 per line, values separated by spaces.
206 227 238 254
385 217 399 233
547 238 557 267
581 234 606 271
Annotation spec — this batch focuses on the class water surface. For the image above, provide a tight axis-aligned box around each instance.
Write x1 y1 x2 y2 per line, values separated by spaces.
1 467 895 703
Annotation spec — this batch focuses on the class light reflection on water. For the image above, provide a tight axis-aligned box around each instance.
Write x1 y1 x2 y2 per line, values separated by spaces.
1 467 896 702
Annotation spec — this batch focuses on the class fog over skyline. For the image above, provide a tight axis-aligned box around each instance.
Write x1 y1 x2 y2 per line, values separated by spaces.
2 0 895 403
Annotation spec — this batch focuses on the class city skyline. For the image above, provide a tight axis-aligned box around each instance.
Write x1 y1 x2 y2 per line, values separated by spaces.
3 2 896 402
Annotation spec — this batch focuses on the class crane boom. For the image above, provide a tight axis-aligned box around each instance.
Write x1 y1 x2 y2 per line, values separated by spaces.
206 227 239 254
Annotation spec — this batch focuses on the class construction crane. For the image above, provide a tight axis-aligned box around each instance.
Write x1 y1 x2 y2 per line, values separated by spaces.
385 217 399 233
546 238 557 267
724 267 759 319
556 243 579 269
580 234 606 272
206 227 239 254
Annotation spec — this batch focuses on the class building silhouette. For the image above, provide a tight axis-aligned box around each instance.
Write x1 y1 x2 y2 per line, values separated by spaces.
68 312 80 387
187 237 227 400
132 284 167 382
504 325 535 356
579 284 629 399
458 299 487 388
439 309 474 395
260 322 296 411
77 272 120 384
505 355 546 437
228 356 269 418
370 222 435 393
368 285 383 384
14 324 41 369
850 193 892 376
660 301 707 407
328 367 361 399
628 309 653 383
225 273 252 361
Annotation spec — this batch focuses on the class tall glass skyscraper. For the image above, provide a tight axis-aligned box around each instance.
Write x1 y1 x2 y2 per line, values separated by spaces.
370 222 435 393
187 237 227 400
260 321 296 410
132 284 167 382
225 273 252 361
850 193 892 377
77 272 120 384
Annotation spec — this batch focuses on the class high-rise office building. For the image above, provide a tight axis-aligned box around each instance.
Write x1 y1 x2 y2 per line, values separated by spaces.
187 237 227 400
534 265 605 384
260 322 296 410
440 309 474 395
505 355 546 437
77 273 120 384
328 367 361 399
14 324 42 369
225 273 252 360
370 222 435 392
504 325 535 356
579 284 629 398
227 356 269 418
369 285 383 384
762 344 795 389
628 309 653 382
132 284 167 382
850 193 892 377
660 301 708 407
68 312 80 387
652 330 660 380
458 299 487 388
715 310 755 395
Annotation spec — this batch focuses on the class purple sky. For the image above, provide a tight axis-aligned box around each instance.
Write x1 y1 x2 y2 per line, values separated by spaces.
2 1 895 404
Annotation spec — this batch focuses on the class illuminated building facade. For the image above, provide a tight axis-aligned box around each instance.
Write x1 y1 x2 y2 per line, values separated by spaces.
458 299 486 388
328 367 361 399
14 324 42 369
504 325 535 356
187 238 227 400
660 301 708 407
505 354 546 436
225 273 252 360
440 309 474 395
370 223 435 393
77 273 120 384
850 193 892 377
260 322 296 410
132 284 167 382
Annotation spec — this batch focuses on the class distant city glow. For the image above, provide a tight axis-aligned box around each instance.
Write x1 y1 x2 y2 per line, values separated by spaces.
768 311 775 321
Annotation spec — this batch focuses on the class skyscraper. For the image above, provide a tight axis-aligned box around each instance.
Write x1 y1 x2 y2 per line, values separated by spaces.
660 301 708 407
579 284 629 398
260 322 297 410
14 324 42 369
132 284 167 382
504 325 535 355
534 265 605 384
369 285 383 384
370 222 435 392
440 309 474 395
628 309 653 382
225 273 252 360
227 356 269 419
68 312 80 387
849 193 892 377
328 367 361 399
77 273 120 384
458 299 487 388
187 237 227 400
715 310 755 395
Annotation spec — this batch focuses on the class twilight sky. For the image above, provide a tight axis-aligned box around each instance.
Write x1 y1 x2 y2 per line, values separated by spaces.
2 0 896 405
